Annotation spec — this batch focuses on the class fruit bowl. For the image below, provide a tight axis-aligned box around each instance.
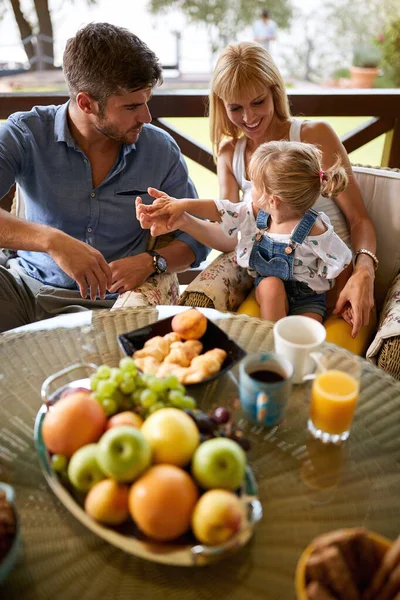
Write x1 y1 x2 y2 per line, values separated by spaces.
118 313 246 386
34 363 262 566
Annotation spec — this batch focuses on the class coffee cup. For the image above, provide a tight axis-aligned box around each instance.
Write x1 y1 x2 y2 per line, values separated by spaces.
273 316 326 384
239 352 294 428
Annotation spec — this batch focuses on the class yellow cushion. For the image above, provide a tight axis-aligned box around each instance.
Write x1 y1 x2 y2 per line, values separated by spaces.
237 289 376 356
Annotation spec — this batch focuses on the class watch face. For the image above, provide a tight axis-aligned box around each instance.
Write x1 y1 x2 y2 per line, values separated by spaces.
156 255 167 273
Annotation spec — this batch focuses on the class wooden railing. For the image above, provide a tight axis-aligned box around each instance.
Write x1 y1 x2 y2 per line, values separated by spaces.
0 89 399 178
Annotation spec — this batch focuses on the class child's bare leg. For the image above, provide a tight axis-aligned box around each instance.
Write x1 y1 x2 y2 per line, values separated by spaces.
301 312 323 324
256 277 288 321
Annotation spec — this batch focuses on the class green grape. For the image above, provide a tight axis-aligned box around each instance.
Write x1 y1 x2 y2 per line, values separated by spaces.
148 401 166 414
119 395 133 411
140 389 158 409
109 367 123 384
89 374 99 391
147 378 167 393
176 384 186 395
51 454 68 473
131 390 142 405
97 379 117 399
163 374 180 390
178 395 197 409
120 379 136 395
135 375 146 388
168 390 185 404
97 364 111 380
92 392 103 405
119 357 137 374
101 397 118 416
112 389 125 406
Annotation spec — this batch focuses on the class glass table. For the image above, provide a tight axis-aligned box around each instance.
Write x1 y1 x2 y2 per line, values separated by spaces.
1 306 400 600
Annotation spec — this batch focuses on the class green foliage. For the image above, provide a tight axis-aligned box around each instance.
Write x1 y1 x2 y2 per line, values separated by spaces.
352 42 381 68
331 67 351 79
149 0 292 54
380 18 400 86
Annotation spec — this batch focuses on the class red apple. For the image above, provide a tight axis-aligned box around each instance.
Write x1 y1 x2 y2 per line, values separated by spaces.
106 411 143 430
191 490 246 545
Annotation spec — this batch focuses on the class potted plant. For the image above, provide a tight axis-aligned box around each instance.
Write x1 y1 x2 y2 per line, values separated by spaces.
350 42 381 88
380 18 400 87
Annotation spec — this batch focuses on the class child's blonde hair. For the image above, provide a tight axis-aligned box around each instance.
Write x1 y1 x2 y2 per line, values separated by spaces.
209 42 291 158
248 141 348 212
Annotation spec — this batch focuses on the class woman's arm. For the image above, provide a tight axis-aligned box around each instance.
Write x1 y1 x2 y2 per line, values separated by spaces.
301 121 376 337
217 141 241 203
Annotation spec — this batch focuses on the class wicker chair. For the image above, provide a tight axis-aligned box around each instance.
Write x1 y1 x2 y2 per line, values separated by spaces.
179 166 400 379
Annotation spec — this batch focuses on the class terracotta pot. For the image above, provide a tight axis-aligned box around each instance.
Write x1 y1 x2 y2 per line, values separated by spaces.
350 66 379 88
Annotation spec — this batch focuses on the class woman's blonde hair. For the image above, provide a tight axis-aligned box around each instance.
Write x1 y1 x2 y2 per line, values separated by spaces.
209 42 291 157
249 141 348 212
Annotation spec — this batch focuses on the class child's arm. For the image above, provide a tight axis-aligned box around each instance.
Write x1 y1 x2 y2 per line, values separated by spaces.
136 197 237 253
147 187 221 230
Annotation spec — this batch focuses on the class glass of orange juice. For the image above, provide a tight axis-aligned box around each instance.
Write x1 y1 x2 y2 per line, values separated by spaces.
308 350 360 444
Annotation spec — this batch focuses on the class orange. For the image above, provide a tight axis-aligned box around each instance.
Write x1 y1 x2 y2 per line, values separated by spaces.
129 464 199 542
43 391 106 457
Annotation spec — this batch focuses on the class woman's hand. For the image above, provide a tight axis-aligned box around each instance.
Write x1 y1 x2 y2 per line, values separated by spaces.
333 264 375 337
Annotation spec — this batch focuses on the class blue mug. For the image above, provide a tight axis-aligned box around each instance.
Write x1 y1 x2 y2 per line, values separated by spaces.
239 352 294 427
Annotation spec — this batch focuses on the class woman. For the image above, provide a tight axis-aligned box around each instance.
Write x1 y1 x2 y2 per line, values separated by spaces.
209 42 377 338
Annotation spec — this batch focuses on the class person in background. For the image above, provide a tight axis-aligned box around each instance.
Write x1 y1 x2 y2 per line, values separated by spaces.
0 22 208 333
252 10 278 53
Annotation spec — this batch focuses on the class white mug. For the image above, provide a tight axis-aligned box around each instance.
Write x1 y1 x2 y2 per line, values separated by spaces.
273 316 326 384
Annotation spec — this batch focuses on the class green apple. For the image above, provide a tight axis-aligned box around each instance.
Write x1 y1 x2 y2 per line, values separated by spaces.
67 443 106 492
191 438 246 491
97 426 151 482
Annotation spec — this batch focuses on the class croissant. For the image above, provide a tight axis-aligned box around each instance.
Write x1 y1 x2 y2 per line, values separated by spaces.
133 335 177 363
133 356 160 376
164 340 203 367
155 362 189 381
182 349 227 384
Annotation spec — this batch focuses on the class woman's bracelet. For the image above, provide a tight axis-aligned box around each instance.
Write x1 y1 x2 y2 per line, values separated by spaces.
354 248 379 271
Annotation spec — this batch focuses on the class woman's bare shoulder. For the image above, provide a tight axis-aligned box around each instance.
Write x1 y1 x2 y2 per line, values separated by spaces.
300 120 338 145
219 138 237 158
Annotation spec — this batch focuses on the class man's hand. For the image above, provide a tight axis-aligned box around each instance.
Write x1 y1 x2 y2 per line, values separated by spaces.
147 187 187 229
108 254 154 294
48 232 112 300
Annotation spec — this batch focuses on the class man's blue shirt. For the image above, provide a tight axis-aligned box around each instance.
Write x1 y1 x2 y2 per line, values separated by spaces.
0 102 209 288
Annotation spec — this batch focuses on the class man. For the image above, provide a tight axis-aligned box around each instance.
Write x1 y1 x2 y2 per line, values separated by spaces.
252 10 278 53
0 23 208 333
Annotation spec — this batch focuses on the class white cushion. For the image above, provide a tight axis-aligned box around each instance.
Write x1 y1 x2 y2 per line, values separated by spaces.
316 167 400 311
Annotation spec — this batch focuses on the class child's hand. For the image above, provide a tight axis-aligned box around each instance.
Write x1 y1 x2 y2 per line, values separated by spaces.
135 197 178 236
147 187 186 230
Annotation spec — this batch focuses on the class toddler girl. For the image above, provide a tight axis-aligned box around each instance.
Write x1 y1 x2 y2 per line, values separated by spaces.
138 141 352 323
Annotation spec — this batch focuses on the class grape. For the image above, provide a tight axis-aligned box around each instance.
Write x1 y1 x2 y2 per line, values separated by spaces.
231 434 251 452
211 407 231 425
147 378 167 394
135 375 146 388
140 389 158 409
120 379 136 395
131 390 142 405
109 368 123 384
186 411 216 434
101 397 119 416
148 401 166 414
89 374 100 391
96 380 117 399
163 374 180 390
51 454 68 472
97 365 111 380
178 396 196 410
119 357 137 374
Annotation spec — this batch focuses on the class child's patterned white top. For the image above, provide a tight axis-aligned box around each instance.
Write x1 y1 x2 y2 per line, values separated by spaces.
214 198 352 293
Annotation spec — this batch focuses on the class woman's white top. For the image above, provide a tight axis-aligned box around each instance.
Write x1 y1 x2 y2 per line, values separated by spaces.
213 198 352 293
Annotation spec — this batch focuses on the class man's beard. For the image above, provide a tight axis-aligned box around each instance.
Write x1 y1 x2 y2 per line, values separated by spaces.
95 116 140 145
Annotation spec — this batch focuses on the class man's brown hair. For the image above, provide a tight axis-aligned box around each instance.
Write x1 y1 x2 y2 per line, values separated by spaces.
63 22 163 109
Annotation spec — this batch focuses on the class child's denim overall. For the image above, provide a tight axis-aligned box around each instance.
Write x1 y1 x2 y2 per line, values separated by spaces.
248 209 326 317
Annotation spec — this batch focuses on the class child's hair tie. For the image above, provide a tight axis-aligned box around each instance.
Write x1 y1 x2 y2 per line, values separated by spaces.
319 169 326 182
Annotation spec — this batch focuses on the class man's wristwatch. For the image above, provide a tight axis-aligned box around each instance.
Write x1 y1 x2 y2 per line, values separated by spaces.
146 250 168 275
